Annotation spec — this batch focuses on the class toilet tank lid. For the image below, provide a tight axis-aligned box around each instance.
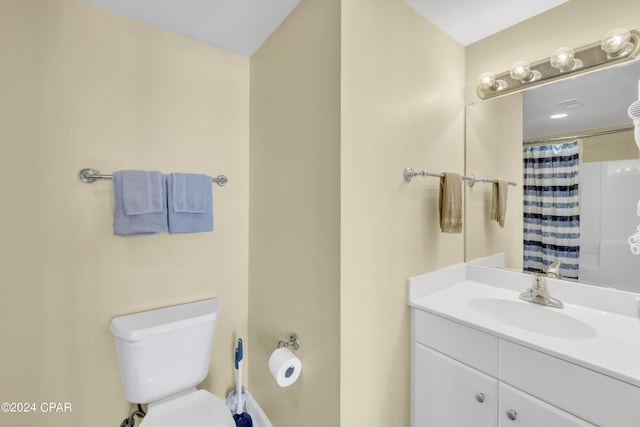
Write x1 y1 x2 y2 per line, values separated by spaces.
110 298 219 341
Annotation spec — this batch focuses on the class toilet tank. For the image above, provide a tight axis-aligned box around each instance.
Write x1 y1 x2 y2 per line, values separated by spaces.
110 298 220 404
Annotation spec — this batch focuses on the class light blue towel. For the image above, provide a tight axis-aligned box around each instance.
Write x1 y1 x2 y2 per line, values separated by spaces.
167 173 213 234
113 171 168 236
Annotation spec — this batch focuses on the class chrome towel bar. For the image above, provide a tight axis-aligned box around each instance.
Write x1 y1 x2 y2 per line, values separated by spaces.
79 168 228 186
403 167 516 187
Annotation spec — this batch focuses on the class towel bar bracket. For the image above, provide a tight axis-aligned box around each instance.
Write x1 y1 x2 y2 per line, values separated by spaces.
214 175 228 186
79 168 106 183
403 167 444 183
403 167 417 183
79 168 229 186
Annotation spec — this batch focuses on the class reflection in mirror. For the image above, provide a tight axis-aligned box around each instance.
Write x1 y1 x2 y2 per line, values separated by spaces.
523 60 640 292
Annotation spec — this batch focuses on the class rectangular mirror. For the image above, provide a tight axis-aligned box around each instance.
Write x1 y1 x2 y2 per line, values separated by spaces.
466 59 640 292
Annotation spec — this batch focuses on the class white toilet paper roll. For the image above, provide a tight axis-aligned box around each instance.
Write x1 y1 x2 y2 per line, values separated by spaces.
268 347 302 387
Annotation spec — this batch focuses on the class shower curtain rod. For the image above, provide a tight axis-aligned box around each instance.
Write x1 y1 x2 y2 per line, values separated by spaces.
78 168 228 186
523 125 635 145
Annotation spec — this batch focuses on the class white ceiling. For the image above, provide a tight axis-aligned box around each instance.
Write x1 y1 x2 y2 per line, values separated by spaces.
403 0 569 46
80 0 571 56
523 60 640 140
80 0 301 57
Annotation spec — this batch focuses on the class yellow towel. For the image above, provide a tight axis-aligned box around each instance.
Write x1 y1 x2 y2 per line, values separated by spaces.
490 180 508 228
439 172 462 233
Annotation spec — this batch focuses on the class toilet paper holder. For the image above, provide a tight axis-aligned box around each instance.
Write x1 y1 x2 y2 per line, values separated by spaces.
277 333 300 351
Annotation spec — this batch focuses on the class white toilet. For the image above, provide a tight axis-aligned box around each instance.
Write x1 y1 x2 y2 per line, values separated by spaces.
110 298 236 427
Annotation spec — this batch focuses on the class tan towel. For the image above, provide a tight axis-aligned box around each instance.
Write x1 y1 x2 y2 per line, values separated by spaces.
490 180 508 228
439 172 462 233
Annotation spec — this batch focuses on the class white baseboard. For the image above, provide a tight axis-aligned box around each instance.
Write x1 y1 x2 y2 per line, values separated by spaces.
245 390 273 427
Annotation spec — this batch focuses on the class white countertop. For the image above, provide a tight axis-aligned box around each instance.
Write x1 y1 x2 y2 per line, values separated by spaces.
408 261 640 388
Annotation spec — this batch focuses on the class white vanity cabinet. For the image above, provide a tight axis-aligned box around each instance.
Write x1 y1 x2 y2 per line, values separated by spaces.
411 309 597 427
409 262 640 427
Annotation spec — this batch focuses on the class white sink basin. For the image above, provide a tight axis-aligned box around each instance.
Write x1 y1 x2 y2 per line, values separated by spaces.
409 265 640 388
468 298 597 339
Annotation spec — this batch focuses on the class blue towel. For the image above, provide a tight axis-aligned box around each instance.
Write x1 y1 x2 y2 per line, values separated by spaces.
112 171 168 236
167 173 213 234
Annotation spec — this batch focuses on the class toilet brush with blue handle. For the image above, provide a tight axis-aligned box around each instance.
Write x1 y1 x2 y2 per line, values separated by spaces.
234 339 253 427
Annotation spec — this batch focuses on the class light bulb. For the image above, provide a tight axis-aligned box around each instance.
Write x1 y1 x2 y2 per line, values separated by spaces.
509 61 541 83
478 72 496 89
477 72 507 92
550 47 583 72
600 28 633 57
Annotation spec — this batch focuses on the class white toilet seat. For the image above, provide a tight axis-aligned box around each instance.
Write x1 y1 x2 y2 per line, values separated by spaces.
139 389 236 427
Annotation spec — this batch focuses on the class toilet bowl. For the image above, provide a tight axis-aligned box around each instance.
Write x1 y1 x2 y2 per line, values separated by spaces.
110 298 235 427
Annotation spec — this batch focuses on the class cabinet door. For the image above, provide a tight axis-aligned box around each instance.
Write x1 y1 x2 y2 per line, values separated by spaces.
499 383 596 427
413 342 498 427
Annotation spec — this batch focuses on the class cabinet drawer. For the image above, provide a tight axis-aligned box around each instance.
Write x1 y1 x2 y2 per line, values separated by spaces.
500 340 640 427
499 382 595 426
412 309 498 377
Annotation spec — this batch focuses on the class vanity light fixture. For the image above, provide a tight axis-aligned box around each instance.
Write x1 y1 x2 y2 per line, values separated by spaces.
477 27 640 99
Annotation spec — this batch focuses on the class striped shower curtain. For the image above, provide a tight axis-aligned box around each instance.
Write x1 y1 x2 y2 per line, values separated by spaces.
523 140 581 279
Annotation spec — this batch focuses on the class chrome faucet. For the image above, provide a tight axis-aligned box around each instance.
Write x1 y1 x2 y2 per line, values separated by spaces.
519 273 564 308
546 261 561 279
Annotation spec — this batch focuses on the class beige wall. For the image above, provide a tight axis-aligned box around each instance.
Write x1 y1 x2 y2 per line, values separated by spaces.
250 1 465 426
0 1 249 426
464 0 640 268
580 127 638 162
525 126 638 163
4 2 462 427
249 1 341 426
465 95 524 269
341 0 465 425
